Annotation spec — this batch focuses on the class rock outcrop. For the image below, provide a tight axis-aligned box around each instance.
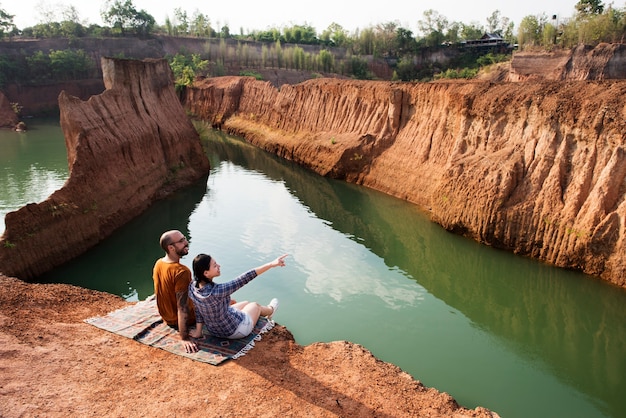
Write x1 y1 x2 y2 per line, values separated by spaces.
0 274 499 417
0 57 209 280
0 91 18 128
185 76 626 288
508 43 626 81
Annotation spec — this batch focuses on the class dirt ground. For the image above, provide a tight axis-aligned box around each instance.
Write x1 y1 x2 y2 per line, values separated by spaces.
0 275 499 417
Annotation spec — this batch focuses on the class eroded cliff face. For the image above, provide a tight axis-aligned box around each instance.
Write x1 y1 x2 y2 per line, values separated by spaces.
509 43 626 81
186 76 625 287
0 58 209 280
0 91 18 128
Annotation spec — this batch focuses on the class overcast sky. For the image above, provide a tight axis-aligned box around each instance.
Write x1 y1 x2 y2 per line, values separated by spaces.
6 0 581 34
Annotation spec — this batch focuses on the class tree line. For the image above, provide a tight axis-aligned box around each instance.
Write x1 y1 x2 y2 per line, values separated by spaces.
1 1 622 49
0 0 623 87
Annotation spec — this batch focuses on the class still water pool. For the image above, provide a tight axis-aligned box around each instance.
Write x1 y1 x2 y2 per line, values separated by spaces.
3 120 625 418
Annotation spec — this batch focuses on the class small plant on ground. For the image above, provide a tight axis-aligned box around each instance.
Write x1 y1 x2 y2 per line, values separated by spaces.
239 70 263 80
10 102 22 115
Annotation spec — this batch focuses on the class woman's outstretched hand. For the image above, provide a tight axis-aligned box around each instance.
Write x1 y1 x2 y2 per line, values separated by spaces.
256 254 288 276
270 254 288 268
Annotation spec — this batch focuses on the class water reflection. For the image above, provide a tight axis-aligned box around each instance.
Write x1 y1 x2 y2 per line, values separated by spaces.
203 130 625 418
0 121 68 234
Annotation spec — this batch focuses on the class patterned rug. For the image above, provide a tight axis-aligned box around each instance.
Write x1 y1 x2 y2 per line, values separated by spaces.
85 295 274 365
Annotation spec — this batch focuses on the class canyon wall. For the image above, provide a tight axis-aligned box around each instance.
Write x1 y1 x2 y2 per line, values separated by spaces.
0 58 209 280
0 91 18 128
185 76 625 288
509 43 626 81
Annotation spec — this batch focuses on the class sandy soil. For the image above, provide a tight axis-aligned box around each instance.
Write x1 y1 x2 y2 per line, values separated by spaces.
0 275 499 417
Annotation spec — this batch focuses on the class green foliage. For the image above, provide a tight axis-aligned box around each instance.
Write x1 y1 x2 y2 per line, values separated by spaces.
26 51 53 81
518 15 542 47
189 11 214 37
573 8 626 44
355 28 375 55
319 23 350 48
394 56 419 81
395 27 418 55
0 54 21 87
518 3 625 48
435 67 479 79
0 6 15 38
283 24 318 44
48 49 94 80
168 52 208 91
19 49 95 82
3 3 624 89
418 10 448 47
476 53 509 66
347 56 372 79
101 0 155 36
318 49 334 72
576 0 605 15
461 23 484 41
239 70 263 80
10 102 23 115
275 40 284 68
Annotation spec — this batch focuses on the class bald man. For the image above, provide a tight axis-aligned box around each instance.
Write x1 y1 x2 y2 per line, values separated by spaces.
153 230 198 353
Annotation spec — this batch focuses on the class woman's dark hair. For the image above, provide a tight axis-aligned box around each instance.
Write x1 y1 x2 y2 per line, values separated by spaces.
192 253 212 283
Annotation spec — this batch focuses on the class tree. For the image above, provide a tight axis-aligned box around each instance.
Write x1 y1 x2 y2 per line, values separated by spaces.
173 8 188 35
542 22 558 46
445 22 462 44
26 51 51 81
518 15 542 47
168 52 208 91
354 27 375 55
0 54 22 86
283 24 318 44
190 10 213 37
461 22 485 41
576 0 605 15
49 49 94 80
320 23 350 48
133 10 154 36
577 6 626 44
417 9 449 47
396 27 418 55
486 10 511 36
0 6 15 38
101 0 155 36
373 21 399 56
346 55 371 79
395 56 418 81
318 49 334 72
219 24 230 38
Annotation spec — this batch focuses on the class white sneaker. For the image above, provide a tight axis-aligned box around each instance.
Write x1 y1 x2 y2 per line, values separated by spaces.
267 298 279 319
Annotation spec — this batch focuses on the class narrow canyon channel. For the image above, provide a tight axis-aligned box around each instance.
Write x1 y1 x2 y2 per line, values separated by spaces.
2 120 624 418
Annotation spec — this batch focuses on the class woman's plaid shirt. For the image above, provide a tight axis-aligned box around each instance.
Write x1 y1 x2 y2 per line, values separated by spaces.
188 269 258 338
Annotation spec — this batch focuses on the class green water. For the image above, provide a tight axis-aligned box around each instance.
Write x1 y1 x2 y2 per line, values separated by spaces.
3 121 625 418
0 118 68 234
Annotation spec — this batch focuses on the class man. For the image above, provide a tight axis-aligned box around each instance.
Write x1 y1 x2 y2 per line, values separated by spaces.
153 230 198 353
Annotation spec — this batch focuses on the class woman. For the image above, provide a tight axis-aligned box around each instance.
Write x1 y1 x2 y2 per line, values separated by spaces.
188 253 287 339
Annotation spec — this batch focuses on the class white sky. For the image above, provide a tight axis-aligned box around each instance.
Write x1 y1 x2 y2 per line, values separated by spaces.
6 0 581 34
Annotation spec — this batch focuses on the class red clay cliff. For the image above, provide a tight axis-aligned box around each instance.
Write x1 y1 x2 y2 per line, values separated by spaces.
0 57 210 279
185 74 625 288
